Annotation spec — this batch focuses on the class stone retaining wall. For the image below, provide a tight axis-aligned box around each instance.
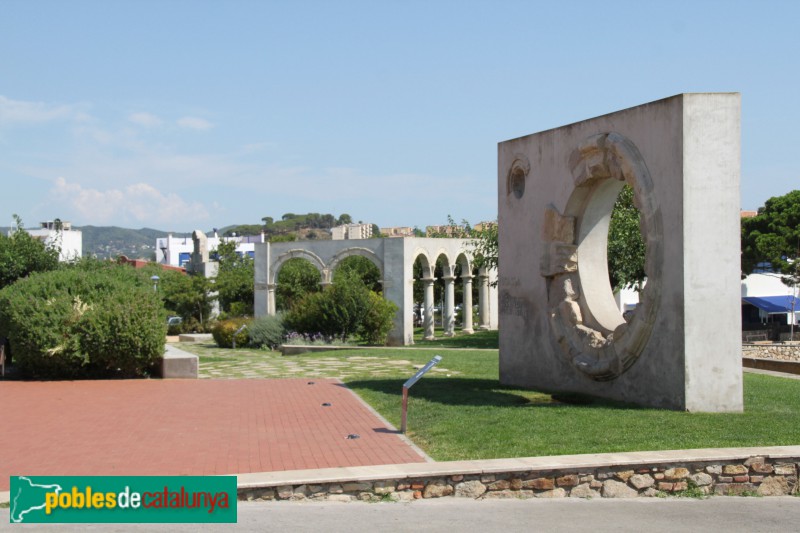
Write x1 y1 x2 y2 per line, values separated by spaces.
742 343 800 361
239 455 798 502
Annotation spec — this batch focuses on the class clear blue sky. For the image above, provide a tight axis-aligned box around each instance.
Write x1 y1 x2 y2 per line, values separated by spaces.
1 0 798 232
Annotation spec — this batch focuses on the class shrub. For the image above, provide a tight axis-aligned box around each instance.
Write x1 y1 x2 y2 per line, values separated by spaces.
359 292 398 345
211 317 251 348
248 313 286 350
0 266 166 379
284 271 397 345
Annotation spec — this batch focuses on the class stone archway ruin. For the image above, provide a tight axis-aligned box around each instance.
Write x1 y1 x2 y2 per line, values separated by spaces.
254 238 498 346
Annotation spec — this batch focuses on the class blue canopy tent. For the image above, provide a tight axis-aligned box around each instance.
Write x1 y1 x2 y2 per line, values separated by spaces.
742 295 798 314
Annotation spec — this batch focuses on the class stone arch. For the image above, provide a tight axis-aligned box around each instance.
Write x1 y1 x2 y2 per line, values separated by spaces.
412 250 434 279
270 249 327 285
327 247 385 282
455 251 475 334
543 132 663 381
412 250 436 340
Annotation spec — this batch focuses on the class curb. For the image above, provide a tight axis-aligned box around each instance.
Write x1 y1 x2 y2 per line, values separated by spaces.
236 445 800 501
3 446 799 505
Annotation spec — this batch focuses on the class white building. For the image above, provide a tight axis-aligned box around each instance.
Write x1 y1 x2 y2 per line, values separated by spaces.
19 220 82 262
156 231 266 268
331 223 373 240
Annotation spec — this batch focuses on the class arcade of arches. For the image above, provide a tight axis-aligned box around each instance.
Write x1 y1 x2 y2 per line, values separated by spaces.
254 238 498 346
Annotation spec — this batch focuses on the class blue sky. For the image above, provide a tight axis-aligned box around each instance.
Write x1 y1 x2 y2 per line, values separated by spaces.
1 0 798 232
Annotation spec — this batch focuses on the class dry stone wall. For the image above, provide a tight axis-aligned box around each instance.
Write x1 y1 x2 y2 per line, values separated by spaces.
743 343 800 361
239 455 798 502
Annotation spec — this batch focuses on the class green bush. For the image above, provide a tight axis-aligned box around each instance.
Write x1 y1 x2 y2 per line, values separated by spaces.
248 313 286 350
284 271 397 345
359 292 398 345
0 266 166 379
211 317 251 348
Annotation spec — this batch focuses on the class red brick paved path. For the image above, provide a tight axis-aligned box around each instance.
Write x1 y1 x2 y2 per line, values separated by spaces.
0 379 426 491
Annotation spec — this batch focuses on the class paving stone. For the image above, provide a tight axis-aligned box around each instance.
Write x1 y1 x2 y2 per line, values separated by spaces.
423 480 453 498
523 478 555 490
602 480 639 498
455 480 487 498
664 467 690 480
723 465 748 475
689 473 712 487
570 483 598 498
757 476 790 496
534 488 567 499
630 474 655 489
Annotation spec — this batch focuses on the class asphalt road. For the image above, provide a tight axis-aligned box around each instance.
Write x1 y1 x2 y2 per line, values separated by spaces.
3 496 800 532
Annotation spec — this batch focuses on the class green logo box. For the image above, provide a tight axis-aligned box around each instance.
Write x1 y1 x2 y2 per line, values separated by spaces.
9 476 237 523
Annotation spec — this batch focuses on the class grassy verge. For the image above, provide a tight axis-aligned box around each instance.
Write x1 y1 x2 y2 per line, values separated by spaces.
181 342 800 461
411 327 498 349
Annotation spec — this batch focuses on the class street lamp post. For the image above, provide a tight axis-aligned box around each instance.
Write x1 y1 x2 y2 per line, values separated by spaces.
151 275 160 293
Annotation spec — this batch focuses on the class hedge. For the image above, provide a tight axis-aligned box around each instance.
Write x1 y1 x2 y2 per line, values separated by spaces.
0 266 166 379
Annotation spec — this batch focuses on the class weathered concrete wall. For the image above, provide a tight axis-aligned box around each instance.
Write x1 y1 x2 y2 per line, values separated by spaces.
498 93 742 411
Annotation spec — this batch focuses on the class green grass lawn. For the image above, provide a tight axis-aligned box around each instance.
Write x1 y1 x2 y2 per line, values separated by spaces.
180 342 800 461
412 327 498 349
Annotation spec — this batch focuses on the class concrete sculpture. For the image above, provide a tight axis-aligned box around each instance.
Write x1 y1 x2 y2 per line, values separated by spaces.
499 93 743 411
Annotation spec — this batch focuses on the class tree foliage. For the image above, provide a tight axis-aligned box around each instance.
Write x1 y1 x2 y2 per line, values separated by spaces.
284 270 397 344
276 258 321 311
607 185 646 291
0 265 165 379
158 270 214 326
0 215 60 290
742 190 800 285
215 240 254 315
472 222 498 272
333 255 382 292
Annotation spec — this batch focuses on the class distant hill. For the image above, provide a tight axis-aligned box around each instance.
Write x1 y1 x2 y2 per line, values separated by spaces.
78 226 191 260
3 212 366 261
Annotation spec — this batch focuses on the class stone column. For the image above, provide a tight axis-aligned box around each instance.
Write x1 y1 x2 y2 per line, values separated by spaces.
320 268 332 288
461 274 474 334
423 277 435 340
478 269 490 330
443 276 456 337
267 283 276 315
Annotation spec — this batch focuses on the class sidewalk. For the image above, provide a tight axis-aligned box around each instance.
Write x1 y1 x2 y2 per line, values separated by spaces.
0 378 427 492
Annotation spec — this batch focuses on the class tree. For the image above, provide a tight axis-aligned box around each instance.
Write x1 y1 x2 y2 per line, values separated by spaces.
333 255 382 292
284 270 397 344
0 215 60 290
607 185 646 291
215 240 254 315
472 222 498 272
158 271 214 326
262 216 274 226
276 258 321 311
337 213 352 225
742 190 800 285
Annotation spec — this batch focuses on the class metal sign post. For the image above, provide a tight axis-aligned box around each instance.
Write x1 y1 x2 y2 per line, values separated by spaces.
401 355 442 433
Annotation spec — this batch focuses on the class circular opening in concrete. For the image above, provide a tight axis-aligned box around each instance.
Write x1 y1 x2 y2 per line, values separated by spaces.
575 179 626 333
509 165 526 199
